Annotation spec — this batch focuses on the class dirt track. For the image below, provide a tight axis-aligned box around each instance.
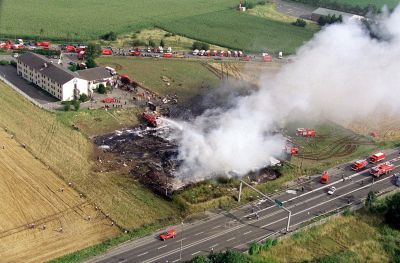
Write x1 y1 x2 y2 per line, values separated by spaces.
0 129 119 262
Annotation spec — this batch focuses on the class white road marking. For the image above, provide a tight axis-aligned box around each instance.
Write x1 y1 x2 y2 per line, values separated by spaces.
227 237 235 242
209 243 218 248
137 252 148 257
191 251 201 256
194 231 204 236
212 225 222 230
141 170 396 263
158 245 167 249
172 259 180 263
243 231 252 235
176 238 186 243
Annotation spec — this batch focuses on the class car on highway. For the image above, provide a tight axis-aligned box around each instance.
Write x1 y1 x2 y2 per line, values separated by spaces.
327 186 336 195
159 229 176 241
394 173 400 187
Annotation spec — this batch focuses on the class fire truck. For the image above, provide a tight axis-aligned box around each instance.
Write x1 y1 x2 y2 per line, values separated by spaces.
351 159 368 171
369 152 385 163
296 128 316 137
370 162 394 177
142 112 158 127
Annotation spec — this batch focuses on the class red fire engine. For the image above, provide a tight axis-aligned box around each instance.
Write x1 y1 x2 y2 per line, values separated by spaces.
369 152 385 164
370 162 394 178
351 159 368 171
296 128 316 137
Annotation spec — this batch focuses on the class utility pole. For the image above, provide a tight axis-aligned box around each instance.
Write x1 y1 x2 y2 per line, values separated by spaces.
237 179 292 232
179 221 184 261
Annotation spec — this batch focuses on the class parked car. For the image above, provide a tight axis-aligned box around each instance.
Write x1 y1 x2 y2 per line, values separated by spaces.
327 186 336 195
159 229 177 241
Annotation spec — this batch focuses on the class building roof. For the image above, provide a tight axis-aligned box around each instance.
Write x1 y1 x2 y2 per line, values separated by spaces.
76 67 112 81
17 52 76 85
312 7 355 19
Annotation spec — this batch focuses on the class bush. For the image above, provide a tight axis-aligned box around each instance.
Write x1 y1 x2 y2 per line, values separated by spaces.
249 242 261 255
63 101 71 111
192 255 212 263
160 39 165 47
240 1 255 9
9 60 17 67
79 93 89 102
192 41 210 50
33 49 61 57
132 39 146 46
385 193 400 230
86 57 97 69
257 0 266 5
72 99 80 111
148 39 156 48
164 32 173 37
85 42 101 59
101 31 117 41
68 64 79 72
0 60 10 65
97 84 106 94
292 18 307 27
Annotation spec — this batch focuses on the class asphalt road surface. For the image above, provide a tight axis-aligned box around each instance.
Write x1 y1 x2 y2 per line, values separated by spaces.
89 149 400 263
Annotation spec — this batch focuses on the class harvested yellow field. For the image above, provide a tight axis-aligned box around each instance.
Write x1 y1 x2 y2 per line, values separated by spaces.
0 129 119 262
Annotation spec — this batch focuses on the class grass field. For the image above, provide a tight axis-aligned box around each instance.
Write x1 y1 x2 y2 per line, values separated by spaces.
57 107 141 137
97 56 220 103
0 81 179 231
331 0 399 8
158 9 318 54
252 210 400 262
0 0 237 40
0 129 119 262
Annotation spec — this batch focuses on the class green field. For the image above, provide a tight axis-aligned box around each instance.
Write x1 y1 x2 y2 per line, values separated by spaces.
0 0 318 53
158 9 318 54
0 0 237 40
328 0 399 8
96 56 220 103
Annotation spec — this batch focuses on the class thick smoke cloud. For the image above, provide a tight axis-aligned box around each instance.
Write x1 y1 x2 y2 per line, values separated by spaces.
172 6 400 182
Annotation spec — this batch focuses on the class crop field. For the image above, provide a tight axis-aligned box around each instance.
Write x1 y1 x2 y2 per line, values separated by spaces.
97 56 220 103
0 129 119 262
0 0 237 40
333 0 399 8
252 211 400 262
0 81 179 231
158 9 318 54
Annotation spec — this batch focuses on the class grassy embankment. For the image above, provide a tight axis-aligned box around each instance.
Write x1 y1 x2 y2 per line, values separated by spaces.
0 81 178 230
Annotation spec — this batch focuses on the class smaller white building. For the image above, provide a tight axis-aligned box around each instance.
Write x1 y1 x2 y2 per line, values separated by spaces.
17 52 113 101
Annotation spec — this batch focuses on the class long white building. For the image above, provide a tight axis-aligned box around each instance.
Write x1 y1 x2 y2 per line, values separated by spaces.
17 52 112 101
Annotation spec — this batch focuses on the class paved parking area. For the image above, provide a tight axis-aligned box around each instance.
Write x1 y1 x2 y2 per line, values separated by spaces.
0 65 58 105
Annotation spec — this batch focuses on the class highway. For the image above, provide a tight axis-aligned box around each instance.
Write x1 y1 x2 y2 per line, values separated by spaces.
88 149 400 263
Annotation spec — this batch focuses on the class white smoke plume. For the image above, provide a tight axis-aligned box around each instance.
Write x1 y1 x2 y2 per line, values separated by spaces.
172 6 400 182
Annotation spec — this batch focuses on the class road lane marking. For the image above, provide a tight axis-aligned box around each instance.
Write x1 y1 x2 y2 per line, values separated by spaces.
209 244 218 248
227 237 235 242
137 252 148 257
172 259 180 263
141 174 395 263
212 225 222 230
191 251 201 256
194 231 204 236
176 238 186 243
158 245 167 249
243 231 252 235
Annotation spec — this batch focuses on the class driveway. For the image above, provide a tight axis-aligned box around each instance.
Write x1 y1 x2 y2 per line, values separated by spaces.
0 65 58 105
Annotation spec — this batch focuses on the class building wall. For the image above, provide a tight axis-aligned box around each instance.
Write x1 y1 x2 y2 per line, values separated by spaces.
17 60 90 101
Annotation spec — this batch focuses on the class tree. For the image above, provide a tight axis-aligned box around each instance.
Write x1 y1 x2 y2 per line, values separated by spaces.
192 255 212 263
101 31 117 41
192 41 210 51
86 42 101 60
86 57 97 69
291 18 307 27
366 191 377 209
148 39 156 48
79 93 89 102
97 84 106 94
68 64 79 72
63 101 71 111
72 99 80 111
385 193 400 229
160 39 165 47
318 16 327 26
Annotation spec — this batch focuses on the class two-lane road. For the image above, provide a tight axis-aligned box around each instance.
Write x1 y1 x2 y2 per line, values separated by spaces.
89 150 400 263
